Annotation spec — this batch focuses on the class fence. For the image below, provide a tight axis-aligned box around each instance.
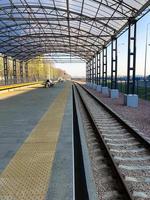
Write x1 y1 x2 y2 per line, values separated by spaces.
117 79 150 100
90 78 150 101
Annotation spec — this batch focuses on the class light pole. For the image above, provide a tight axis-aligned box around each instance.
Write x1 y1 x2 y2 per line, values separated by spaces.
144 23 150 80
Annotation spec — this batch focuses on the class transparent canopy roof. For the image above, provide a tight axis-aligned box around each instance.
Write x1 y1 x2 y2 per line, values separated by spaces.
0 0 149 62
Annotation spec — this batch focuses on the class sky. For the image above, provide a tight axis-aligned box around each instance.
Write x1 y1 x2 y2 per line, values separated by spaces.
54 11 150 78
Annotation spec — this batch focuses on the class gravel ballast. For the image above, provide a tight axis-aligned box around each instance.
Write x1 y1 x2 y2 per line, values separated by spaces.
76 84 150 200
85 86 150 139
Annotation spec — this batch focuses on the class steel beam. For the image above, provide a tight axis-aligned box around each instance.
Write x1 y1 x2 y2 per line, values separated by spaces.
0 17 128 21
3 56 8 85
13 59 17 84
0 34 110 39
102 47 107 86
111 37 118 89
0 1 148 63
127 19 137 94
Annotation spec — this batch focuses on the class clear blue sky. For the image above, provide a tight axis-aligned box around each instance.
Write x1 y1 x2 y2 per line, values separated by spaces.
55 11 150 78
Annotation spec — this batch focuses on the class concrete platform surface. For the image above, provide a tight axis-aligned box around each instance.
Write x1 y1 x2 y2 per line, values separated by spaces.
0 82 73 200
0 83 65 171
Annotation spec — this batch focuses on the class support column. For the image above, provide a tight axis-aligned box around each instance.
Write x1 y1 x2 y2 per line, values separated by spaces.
110 37 119 98
102 46 107 86
96 51 102 92
99 51 102 85
92 57 94 84
86 61 89 84
96 52 99 85
124 18 138 107
97 52 101 85
25 62 28 82
90 60 92 83
93 55 97 89
20 61 23 83
93 56 96 84
102 46 109 95
88 61 90 83
95 54 97 85
13 59 17 84
86 62 87 83
3 56 8 85
111 37 118 89
127 19 137 94
88 60 91 87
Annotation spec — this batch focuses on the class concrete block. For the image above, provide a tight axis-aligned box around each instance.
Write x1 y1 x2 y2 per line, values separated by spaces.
96 85 102 92
124 94 127 105
110 89 119 99
86 82 90 87
124 94 138 107
88 82 91 87
102 87 109 96
92 83 97 90
89 83 93 88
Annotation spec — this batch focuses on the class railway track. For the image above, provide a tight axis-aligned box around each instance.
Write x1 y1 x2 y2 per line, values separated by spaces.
73 83 150 200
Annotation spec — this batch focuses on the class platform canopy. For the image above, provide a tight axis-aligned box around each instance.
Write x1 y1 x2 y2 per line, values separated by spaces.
0 0 149 62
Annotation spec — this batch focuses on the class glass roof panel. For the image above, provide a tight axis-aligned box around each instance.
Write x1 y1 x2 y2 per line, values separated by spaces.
0 0 149 61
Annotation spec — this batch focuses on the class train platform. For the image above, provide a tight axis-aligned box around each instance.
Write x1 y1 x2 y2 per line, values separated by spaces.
0 82 73 199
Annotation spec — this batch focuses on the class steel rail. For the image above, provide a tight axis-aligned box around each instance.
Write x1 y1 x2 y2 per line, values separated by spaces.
73 83 133 200
73 82 150 199
78 83 150 149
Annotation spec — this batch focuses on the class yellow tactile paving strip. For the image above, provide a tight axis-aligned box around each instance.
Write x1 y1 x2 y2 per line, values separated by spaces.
0 82 71 200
